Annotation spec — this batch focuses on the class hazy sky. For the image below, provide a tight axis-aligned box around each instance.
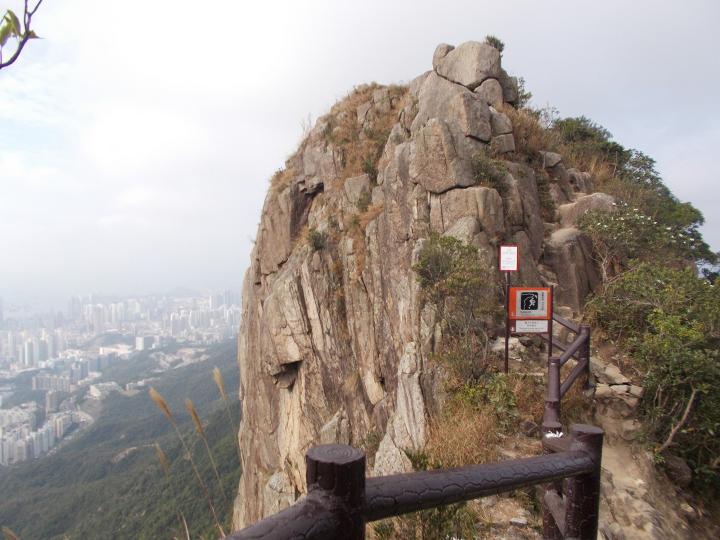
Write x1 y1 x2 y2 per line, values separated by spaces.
2 0 719 308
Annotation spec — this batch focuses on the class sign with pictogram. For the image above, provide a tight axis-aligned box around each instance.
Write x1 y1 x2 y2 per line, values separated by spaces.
508 287 551 320
499 245 519 272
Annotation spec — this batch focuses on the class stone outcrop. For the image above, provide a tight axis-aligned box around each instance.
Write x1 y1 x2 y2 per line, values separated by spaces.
233 41 612 528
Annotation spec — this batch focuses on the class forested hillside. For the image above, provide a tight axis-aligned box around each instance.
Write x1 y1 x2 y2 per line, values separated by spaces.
0 340 241 540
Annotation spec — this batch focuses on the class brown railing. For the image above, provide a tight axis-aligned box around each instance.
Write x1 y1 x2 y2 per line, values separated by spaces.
227 429 603 539
540 314 592 434
227 315 599 540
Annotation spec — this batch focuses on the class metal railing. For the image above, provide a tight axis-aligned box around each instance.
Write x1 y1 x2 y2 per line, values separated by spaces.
540 314 592 434
227 314 599 540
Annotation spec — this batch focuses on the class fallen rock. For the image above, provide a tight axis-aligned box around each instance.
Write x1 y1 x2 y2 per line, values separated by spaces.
595 383 612 399
602 364 630 385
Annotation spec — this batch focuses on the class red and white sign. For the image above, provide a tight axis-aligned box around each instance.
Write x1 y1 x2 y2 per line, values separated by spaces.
499 245 519 272
508 287 552 320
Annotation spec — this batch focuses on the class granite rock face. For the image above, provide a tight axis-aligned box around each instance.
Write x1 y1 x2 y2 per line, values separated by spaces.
233 41 611 528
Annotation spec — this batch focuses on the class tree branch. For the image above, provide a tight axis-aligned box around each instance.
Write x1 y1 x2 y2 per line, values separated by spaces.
658 387 698 454
0 0 44 70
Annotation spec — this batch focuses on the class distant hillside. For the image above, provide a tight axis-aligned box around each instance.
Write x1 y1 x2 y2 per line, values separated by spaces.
0 340 240 540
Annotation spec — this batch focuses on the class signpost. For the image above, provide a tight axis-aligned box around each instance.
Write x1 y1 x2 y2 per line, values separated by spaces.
499 245 518 373
504 286 554 371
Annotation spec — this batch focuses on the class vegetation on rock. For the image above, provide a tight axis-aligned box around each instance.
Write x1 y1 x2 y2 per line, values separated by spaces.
586 263 720 491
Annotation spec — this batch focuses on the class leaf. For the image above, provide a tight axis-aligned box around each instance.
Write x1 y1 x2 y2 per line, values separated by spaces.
25 30 40 40
5 9 21 35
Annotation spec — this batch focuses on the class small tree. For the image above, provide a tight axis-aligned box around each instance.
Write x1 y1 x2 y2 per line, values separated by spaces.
0 1 43 70
413 234 500 380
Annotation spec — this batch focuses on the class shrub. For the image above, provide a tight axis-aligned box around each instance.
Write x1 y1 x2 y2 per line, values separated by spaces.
471 151 508 197
355 188 371 212
307 228 326 251
577 203 704 280
413 234 499 337
535 169 556 222
516 76 533 109
484 34 505 53
586 263 720 491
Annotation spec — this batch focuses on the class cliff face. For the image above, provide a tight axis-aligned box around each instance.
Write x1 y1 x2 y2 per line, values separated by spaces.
233 41 607 527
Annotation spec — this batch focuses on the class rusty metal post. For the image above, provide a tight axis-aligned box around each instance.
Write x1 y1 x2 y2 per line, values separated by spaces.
306 444 366 540
564 424 604 539
581 324 592 390
504 276 510 374
542 356 562 434
541 354 564 540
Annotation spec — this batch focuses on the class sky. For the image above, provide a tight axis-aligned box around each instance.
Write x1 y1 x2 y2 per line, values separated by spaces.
1 0 719 309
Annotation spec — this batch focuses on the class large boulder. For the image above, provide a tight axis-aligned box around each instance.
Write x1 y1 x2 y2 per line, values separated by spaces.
429 185 505 239
434 41 502 90
475 78 504 107
558 192 615 227
543 227 601 311
408 118 476 193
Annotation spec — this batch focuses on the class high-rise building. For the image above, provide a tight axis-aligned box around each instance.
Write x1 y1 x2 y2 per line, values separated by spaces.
23 340 34 368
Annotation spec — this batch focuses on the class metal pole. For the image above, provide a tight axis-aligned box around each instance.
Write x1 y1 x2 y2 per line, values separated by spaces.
504 272 510 374
542 356 562 434
548 285 555 363
581 324 592 390
564 424 604 539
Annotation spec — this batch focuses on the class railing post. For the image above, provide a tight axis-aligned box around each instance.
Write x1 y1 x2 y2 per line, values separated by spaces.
542 356 562 434
564 424 604 539
306 444 366 540
581 324 592 389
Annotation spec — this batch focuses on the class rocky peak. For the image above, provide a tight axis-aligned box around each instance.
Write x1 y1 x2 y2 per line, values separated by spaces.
233 41 613 528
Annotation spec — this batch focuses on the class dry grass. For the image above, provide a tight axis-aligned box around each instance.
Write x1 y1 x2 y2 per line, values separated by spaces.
508 373 545 424
347 202 384 279
426 399 501 469
325 84 408 182
502 104 560 167
560 368 593 425
269 166 296 194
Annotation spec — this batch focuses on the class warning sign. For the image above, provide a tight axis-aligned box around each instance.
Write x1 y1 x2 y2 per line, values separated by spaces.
509 287 551 320
499 245 519 272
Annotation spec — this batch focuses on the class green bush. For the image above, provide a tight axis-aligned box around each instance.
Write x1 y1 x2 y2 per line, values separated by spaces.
457 373 518 429
484 34 505 53
586 263 720 491
471 151 508 197
414 234 500 384
577 203 704 280
307 228 326 251
413 233 499 337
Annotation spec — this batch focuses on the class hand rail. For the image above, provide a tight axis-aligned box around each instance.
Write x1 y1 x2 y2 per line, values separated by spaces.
363 450 594 521
226 425 604 540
